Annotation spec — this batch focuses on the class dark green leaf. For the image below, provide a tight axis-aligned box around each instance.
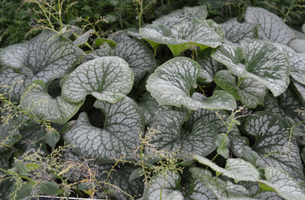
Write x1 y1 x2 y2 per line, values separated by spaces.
45 129 60 149
39 180 62 195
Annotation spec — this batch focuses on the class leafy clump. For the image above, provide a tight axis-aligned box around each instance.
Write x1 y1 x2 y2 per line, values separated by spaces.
2 2 305 200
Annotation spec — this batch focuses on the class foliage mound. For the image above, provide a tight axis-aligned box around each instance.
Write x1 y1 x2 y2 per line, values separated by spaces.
1 1 305 200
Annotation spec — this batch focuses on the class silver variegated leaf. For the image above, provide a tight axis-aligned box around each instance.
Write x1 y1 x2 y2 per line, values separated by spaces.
241 146 259 168
153 5 208 28
108 31 131 43
244 111 304 179
97 164 144 198
146 57 200 110
112 38 157 87
190 167 252 199
140 19 224 56
194 155 259 182
140 172 181 200
215 70 268 108
0 29 85 102
219 19 258 43
74 29 94 45
289 39 305 53
189 92 240 135
254 191 284 200
62 56 133 104
212 40 290 97
137 92 171 126
245 6 296 44
230 136 249 158
265 87 305 146
185 178 217 200
291 79 305 107
82 43 113 63
274 43 305 85
238 181 260 196
163 191 184 200
146 57 236 110
149 110 218 158
258 167 305 200
195 48 226 83
16 118 47 152
20 80 83 124
264 95 286 119
63 97 144 163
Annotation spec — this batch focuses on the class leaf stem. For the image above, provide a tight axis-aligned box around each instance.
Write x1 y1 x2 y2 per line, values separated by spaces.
237 77 244 87
0 143 23 153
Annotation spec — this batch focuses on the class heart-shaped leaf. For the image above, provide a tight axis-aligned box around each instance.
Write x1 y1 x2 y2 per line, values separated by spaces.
244 111 304 179
141 172 181 200
146 57 236 110
62 56 134 104
219 19 258 43
194 155 259 182
258 167 305 200
112 38 157 87
140 19 224 56
20 80 83 124
190 167 252 199
215 70 268 108
81 39 156 87
195 48 226 83
0 29 85 102
153 5 208 28
64 97 144 162
211 40 290 97
245 6 296 44
149 110 218 157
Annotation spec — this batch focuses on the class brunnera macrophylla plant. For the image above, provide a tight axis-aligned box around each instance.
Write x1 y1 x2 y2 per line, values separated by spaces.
1 4 305 200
